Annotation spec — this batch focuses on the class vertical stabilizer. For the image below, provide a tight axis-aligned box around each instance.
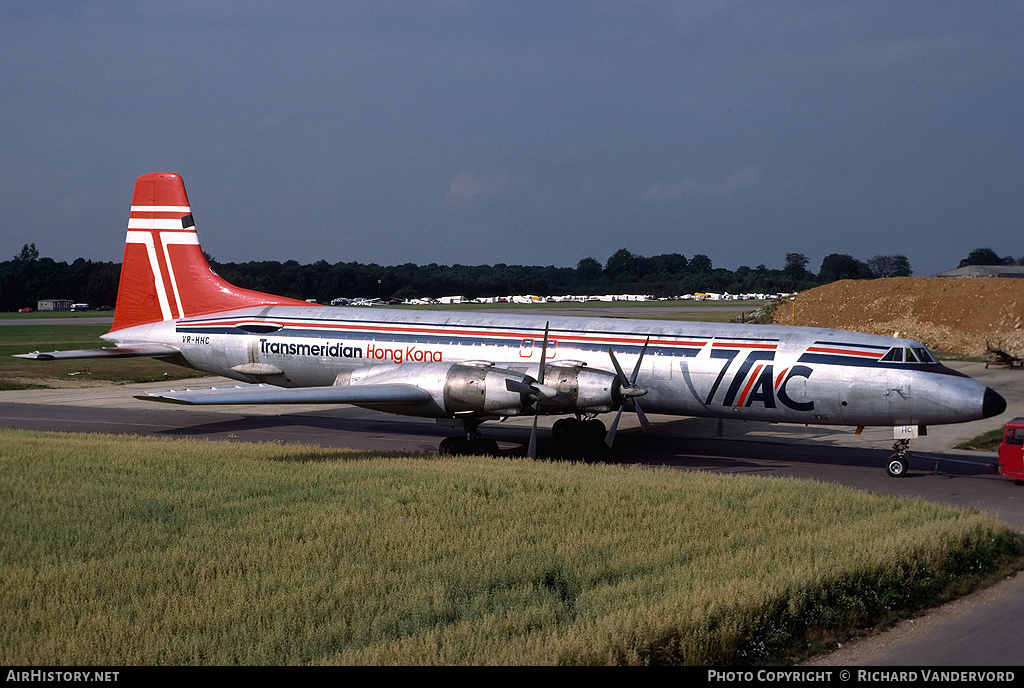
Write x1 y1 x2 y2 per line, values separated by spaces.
110 173 311 332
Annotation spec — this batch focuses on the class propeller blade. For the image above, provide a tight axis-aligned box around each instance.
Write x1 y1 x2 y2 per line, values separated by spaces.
608 346 628 385
505 379 533 395
527 322 550 460
528 413 539 459
605 335 652 447
630 337 650 383
604 406 624 447
537 322 550 385
506 378 559 399
634 399 651 431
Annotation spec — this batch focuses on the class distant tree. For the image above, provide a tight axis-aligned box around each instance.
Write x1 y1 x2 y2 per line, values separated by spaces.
647 253 688 276
604 249 640 281
783 252 811 281
689 254 713 273
576 257 602 280
784 253 809 271
818 253 872 282
867 254 912 278
958 247 1008 267
14 243 39 262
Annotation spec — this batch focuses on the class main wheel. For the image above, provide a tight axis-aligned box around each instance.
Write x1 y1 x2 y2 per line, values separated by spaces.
439 436 468 455
582 418 607 443
469 438 500 456
885 457 909 477
551 417 580 442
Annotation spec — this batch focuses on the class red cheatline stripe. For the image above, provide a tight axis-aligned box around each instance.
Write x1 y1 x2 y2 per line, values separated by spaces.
805 346 883 358
712 341 777 349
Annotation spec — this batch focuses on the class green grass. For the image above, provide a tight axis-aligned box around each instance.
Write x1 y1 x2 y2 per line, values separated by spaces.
0 324 202 386
1 429 1021 665
0 311 112 320
956 428 1006 452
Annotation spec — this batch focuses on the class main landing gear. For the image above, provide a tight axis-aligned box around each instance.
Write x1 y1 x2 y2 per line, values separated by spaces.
437 416 610 457
551 416 608 446
439 419 500 456
439 435 500 456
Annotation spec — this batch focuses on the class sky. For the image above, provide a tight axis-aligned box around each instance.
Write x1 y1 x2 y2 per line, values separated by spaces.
2 1 1022 278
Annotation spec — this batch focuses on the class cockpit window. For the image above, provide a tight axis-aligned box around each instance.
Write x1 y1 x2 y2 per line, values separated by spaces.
879 346 936 364
879 348 903 362
912 347 935 363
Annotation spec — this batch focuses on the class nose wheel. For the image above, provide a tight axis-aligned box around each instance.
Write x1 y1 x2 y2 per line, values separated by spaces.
886 439 911 477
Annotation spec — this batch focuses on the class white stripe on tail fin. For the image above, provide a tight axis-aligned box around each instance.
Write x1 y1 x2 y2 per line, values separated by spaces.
110 173 312 332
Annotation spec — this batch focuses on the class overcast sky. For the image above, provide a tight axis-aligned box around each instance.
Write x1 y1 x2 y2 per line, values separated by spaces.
2 1 1022 277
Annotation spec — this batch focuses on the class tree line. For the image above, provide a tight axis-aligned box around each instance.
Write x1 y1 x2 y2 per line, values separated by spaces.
0 242 1011 312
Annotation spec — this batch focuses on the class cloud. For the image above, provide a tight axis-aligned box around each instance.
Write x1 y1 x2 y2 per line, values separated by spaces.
644 164 762 202
444 170 513 203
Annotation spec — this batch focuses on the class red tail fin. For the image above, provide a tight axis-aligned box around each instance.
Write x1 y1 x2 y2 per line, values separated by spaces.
110 173 311 332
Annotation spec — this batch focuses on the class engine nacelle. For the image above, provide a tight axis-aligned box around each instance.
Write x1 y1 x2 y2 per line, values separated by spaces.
334 360 620 417
538 363 618 414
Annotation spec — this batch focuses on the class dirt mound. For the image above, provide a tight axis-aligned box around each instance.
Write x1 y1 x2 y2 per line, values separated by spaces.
774 277 1024 357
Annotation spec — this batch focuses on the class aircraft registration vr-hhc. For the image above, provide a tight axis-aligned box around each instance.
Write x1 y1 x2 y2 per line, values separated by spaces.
17 173 1007 475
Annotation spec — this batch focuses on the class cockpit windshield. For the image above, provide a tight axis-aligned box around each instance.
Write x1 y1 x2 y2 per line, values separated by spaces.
879 347 936 364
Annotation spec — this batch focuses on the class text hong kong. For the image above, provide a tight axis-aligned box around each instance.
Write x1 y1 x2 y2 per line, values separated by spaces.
259 338 442 364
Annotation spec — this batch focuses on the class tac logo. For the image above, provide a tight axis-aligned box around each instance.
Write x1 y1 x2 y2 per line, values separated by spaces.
682 348 814 411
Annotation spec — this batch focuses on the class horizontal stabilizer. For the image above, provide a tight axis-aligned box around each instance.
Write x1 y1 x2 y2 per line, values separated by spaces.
13 344 181 360
135 383 433 406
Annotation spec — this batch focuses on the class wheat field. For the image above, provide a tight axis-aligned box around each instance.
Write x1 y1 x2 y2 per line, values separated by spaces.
2 429 1020 665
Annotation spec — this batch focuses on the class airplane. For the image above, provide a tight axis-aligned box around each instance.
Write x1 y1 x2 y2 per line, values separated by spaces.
16 172 1007 475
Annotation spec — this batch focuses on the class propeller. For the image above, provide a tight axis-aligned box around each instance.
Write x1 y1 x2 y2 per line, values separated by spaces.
526 323 553 459
604 336 651 447
503 323 554 458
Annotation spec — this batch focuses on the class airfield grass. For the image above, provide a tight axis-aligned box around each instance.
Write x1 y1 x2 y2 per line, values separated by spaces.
2 429 1021 665
0 324 201 388
956 427 1007 452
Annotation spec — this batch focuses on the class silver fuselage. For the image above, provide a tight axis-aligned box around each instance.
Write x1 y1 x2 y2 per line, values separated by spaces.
104 305 997 427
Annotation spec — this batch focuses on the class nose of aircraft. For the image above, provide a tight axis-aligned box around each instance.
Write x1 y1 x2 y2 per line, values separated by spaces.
984 387 1007 418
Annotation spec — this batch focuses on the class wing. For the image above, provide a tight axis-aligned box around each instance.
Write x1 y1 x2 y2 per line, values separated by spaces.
135 383 432 406
13 344 181 360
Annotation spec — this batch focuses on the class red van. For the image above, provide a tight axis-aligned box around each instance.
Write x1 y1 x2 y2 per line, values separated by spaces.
997 418 1024 481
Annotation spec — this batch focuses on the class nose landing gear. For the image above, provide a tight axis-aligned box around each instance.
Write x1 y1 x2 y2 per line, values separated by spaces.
885 438 911 477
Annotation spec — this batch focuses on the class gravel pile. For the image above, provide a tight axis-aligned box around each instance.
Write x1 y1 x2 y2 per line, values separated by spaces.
774 277 1024 357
